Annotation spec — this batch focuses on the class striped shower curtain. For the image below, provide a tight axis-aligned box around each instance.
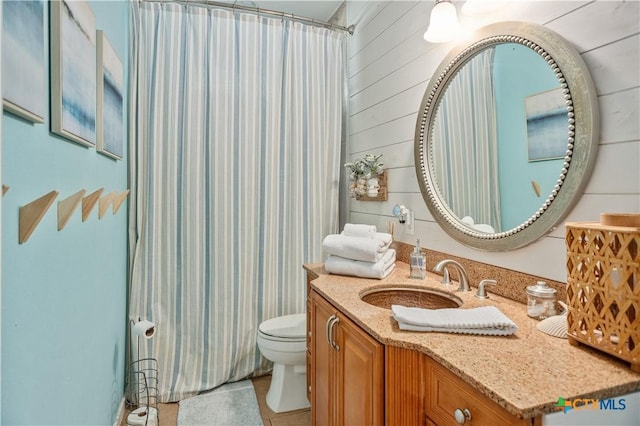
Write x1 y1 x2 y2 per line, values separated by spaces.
128 1 343 401
432 48 501 231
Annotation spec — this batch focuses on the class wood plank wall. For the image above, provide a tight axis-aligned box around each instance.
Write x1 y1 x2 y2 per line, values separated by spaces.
345 0 639 282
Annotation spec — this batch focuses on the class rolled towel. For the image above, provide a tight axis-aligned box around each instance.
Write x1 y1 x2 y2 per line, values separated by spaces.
325 249 396 279
391 305 517 336
323 234 391 262
343 223 377 239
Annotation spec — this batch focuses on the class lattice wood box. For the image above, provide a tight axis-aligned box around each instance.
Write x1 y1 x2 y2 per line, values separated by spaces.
566 221 640 372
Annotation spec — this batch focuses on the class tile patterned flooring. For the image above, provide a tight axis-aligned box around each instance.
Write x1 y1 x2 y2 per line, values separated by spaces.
121 375 310 426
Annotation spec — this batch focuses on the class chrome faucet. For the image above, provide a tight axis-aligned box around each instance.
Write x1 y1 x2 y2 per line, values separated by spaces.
433 259 470 292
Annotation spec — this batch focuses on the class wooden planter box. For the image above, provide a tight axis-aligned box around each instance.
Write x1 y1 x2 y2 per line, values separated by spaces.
565 221 640 372
355 170 388 202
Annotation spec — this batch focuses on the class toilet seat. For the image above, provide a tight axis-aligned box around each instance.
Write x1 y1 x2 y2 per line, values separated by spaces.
258 313 306 340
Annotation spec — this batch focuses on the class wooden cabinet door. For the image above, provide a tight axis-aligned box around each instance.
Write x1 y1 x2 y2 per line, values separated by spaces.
310 290 384 426
310 291 336 426
335 313 384 426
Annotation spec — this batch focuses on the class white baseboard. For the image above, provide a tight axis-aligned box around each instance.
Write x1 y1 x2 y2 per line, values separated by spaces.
113 397 126 426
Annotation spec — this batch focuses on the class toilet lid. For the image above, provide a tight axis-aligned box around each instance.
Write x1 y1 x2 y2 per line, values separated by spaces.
259 313 306 339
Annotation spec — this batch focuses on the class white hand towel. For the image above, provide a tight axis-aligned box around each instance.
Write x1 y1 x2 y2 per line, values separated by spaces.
323 234 391 262
391 305 517 336
343 223 377 239
325 249 396 279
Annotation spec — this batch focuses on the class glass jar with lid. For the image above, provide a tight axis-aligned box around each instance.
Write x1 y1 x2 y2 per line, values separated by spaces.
526 281 558 320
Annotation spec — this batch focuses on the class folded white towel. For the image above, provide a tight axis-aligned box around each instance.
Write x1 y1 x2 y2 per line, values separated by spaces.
325 249 396 279
323 234 391 262
339 231 393 245
343 223 377 239
391 305 517 336
373 232 392 245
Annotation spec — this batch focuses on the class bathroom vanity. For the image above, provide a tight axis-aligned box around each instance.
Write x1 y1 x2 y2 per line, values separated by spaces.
304 263 640 425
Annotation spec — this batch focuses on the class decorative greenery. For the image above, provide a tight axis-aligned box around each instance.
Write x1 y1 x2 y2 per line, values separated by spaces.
344 159 364 181
362 154 384 177
344 153 384 180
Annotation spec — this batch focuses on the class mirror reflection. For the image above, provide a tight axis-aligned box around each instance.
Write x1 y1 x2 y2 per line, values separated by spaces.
415 21 599 251
432 43 566 234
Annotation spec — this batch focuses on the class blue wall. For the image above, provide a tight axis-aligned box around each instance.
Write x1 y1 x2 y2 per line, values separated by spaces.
1 2 128 424
493 43 564 231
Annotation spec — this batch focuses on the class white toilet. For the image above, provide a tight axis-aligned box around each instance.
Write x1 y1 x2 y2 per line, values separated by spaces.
257 313 310 413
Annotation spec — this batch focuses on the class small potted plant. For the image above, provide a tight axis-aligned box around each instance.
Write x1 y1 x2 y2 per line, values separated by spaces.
344 159 364 197
362 154 384 197
345 154 384 197
362 154 384 178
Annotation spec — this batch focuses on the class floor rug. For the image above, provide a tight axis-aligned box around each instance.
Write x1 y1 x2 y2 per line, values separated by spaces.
177 380 263 425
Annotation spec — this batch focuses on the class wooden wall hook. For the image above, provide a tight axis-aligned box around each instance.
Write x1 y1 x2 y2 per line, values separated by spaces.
57 189 87 231
112 189 130 214
99 191 117 219
531 180 541 197
82 188 104 222
2 184 9 196
19 190 59 244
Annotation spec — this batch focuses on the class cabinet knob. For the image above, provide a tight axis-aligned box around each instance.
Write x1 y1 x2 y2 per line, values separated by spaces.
453 408 471 424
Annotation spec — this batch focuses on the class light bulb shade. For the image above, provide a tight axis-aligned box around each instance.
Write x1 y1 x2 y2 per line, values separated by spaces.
132 319 156 339
423 1 460 43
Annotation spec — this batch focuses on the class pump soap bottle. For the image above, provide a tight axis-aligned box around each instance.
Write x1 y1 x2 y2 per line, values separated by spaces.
410 238 426 279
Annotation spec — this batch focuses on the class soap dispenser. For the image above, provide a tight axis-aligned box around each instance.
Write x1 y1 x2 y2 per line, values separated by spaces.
410 238 426 279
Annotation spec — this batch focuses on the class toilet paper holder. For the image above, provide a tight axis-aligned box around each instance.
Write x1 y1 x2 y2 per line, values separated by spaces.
126 318 159 424
132 319 156 339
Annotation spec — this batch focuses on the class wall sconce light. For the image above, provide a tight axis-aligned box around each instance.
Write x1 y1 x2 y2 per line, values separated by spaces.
423 0 460 43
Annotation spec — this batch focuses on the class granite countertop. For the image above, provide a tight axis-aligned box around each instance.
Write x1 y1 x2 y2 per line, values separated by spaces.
304 262 640 419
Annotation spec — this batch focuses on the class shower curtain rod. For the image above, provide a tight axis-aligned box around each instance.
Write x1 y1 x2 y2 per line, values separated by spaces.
144 0 355 35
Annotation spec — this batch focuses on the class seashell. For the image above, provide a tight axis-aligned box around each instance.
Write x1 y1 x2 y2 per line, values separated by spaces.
537 314 568 339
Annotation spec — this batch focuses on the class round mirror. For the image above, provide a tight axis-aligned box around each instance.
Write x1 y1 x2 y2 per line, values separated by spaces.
415 21 599 251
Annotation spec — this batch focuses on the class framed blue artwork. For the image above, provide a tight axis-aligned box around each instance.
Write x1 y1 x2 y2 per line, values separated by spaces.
2 1 46 123
96 30 124 160
525 87 567 162
50 0 96 147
